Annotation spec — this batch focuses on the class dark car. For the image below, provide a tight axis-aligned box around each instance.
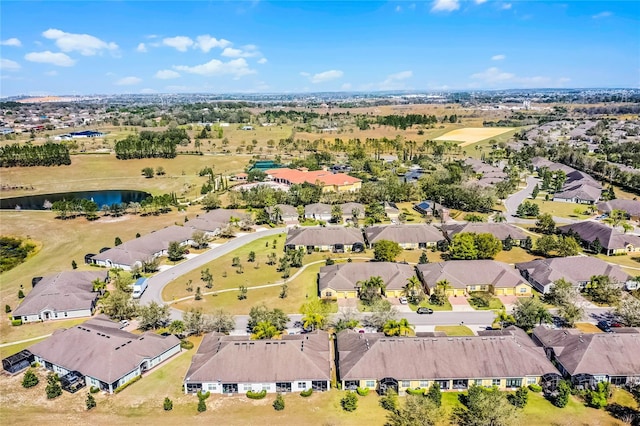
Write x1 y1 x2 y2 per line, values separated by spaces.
597 320 612 333
417 307 434 315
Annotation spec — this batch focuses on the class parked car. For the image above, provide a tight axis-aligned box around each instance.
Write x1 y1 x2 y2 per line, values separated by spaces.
416 307 434 315
119 319 129 329
399 297 408 305
597 320 612 333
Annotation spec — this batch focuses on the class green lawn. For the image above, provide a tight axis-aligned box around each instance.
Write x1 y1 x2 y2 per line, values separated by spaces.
0 337 47 359
530 199 594 220
409 299 452 311
469 296 505 311
435 325 475 336
493 247 540 264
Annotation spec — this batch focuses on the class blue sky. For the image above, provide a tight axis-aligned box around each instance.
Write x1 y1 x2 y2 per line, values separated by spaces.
1 1 638 96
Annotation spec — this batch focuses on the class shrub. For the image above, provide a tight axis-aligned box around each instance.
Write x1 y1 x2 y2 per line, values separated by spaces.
163 397 173 411
356 387 369 396
11 319 22 326
509 386 529 408
22 369 39 388
528 384 542 393
18 290 25 299
551 380 571 408
86 393 96 410
197 398 207 412
114 375 141 394
5 305 11 313
379 389 398 412
341 392 358 412
300 388 313 397
406 387 426 396
426 383 442 407
180 340 194 350
45 373 62 399
273 393 285 411
197 390 211 400
90 386 100 394
247 389 267 399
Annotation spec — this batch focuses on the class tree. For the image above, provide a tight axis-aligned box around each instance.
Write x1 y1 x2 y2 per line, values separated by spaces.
22 369 39 388
516 200 540 218
551 380 571 408
248 303 289 332
373 240 402 262
86 393 96 410
616 296 640 327
114 236 123 246
252 321 281 339
197 398 207 412
535 213 556 234
449 233 479 260
237 285 248 300
545 278 575 306
17 289 25 299
510 386 529 408
493 310 515 329
142 167 155 178
71 260 77 269
475 233 502 259
383 318 413 336
427 383 442 407
300 299 330 331
531 184 540 200
534 234 558 256
556 236 581 257
167 241 185 261
209 308 235 333
379 388 399 412
168 320 186 336
273 393 285 411
200 268 213 289
45 372 62 399
248 251 256 262
331 308 361 332
584 275 622 306
331 204 343 223
163 397 173 411
558 301 584 327
452 385 519 426
192 230 210 249
430 280 451 306
387 394 443 426
418 251 429 264
195 287 203 300
156 166 165 176
137 301 170 330
279 283 288 299
341 392 358 412
358 275 387 305
201 193 221 211
367 299 398 331
100 289 138 321
586 382 610 409
513 297 552 331
403 276 425 304
183 308 208 336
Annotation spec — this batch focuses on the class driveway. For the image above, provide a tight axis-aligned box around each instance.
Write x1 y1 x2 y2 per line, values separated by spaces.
449 296 474 312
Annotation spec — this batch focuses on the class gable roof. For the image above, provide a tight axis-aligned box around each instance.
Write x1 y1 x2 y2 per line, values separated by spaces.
557 221 640 251
29 315 180 383
265 204 298 218
442 223 527 241
515 256 630 287
532 326 640 377
266 168 360 187
285 227 364 247
13 270 108 317
319 262 416 292
364 224 443 245
187 209 244 233
554 183 602 202
416 260 528 289
184 331 331 384
597 200 640 217
304 203 332 215
340 203 365 217
337 329 558 381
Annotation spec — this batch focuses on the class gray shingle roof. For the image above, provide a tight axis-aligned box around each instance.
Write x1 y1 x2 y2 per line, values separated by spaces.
557 221 640 251
319 262 416 292
442 223 527 241
184 331 331 384
187 209 244 233
266 204 298 218
597 200 640 218
340 203 365 217
337 328 558 381
364 224 444 245
13 270 108 317
515 256 630 288
304 203 332 216
285 226 364 247
416 260 528 290
532 326 640 377
28 315 180 383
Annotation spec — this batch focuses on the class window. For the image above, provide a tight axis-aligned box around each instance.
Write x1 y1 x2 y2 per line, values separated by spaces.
243 384 252 391
506 378 522 388
207 383 217 391
365 380 375 388
492 379 501 386
435 380 449 390
420 381 429 388
527 377 537 385
401 381 410 388
326 292 332 297
474 379 483 386
520 287 528 293
469 285 477 291
298 382 307 389
262 383 270 391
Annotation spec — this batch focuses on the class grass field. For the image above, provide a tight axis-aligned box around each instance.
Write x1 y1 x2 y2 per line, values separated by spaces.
494 247 540 264
433 127 514 146
530 199 594 219
435 325 475 336
410 299 453 311
0 337 47 359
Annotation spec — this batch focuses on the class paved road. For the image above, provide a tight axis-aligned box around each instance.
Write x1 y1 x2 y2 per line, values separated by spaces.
139 227 285 319
504 175 539 223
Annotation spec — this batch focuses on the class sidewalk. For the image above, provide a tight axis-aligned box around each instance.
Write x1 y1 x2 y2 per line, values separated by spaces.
449 296 475 312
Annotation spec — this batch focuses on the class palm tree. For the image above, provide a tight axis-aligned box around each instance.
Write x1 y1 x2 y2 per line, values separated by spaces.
362 276 386 295
397 318 414 336
382 319 400 336
493 213 506 223
302 312 326 331
435 279 452 296
272 205 283 224
251 321 280 340
403 276 424 304
493 310 516 329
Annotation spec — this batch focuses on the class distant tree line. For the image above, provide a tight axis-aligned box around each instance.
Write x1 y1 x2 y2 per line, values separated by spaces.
0 143 71 167
375 114 440 130
114 129 189 159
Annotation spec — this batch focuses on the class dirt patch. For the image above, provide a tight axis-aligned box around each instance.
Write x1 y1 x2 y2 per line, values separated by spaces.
433 127 514 145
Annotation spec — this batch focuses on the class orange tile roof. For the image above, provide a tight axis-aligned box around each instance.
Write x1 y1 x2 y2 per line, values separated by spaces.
266 168 360 187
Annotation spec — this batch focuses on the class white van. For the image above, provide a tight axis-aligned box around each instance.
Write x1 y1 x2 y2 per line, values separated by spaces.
132 277 148 299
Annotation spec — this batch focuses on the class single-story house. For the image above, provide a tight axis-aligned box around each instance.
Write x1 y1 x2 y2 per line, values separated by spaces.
557 221 640 256
285 227 365 253
304 203 332 221
364 224 443 249
266 204 299 223
442 223 527 246
336 328 561 394
553 183 602 204
318 262 416 299
597 199 640 222
532 326 640 389
184 331 331 394
414 200 445 217
384 202 400 221
29 315 180 393
515 256 631 294
266 168 362 193
12 270 109 323
340 202 366 222
187 209 245 236
416 260 532 297
91 225 194 270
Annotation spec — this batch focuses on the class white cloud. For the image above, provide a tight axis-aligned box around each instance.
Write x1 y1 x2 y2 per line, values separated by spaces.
471 67 515 84
174 58 255 78
302 70 344 84
162 36 194 52
115 76 142 86
257 58 268 64
25 51 75 67
341 83 352 90
44 70 58 76
1 38 22 47
221 46 260 58
593 11 612 19
136 43 147 53
431 0 460 12
0 59 21 71
501 3 512 10
42 28 118 56
155 69 181 79
491 54 506 61
474 0 487 3
140 88 157 94
379 70 413 90
195 35 231 52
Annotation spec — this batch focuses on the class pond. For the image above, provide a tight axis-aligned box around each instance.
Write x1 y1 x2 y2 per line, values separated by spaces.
0 190 151 210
